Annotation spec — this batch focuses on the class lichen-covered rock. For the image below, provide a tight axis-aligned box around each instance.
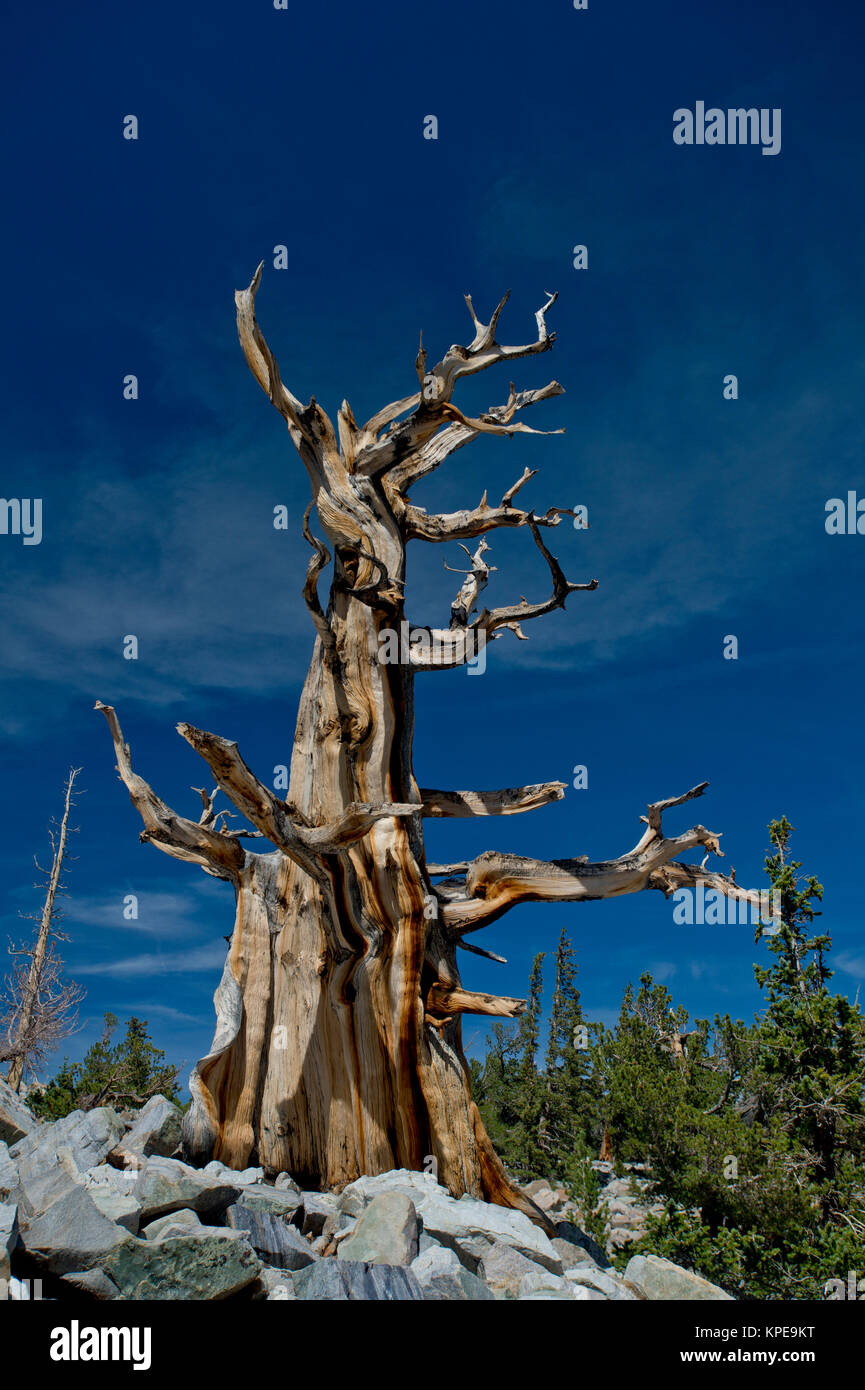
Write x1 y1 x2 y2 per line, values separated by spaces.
231 1184 302 1219
101 1228 261 1300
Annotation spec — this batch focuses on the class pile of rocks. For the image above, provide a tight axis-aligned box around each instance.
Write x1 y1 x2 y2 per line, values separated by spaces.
523 1161 667 1257
0 1078 731 1302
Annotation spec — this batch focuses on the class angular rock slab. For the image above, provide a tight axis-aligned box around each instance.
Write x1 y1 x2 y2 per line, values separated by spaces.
624 1253 734 1301
134 1156 241 1223
479 1240 547 1299
0 1142 18 1203
564 1265 640 1300
122 1096 183 1158
19 1186 132 1274
554 1219 611 1269
337 1192 419 1267
293 1259 424 1301
142 1208 203 1240
232 1184 302 1219
518 1269 587 1300
411 1246 494 1301
0 1079 39 1146
293 1191 339 1237
12 1107 125 1174
1 1202 19 1283
226 1203 318 1271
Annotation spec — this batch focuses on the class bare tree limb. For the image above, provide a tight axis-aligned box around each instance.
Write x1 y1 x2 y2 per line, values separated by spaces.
388 381 564 495
95 704 245 881
438 784 762 934
424 292 559 402
421 783 565 818
176 722 417 870
426 982 526 1024
470 516 598 639
235 263 338 475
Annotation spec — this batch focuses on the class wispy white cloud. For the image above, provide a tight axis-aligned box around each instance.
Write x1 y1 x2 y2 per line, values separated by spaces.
77 942 227 978
835 952 865 980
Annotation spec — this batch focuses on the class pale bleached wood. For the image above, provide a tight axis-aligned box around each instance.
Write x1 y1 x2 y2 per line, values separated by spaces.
421 783 565 818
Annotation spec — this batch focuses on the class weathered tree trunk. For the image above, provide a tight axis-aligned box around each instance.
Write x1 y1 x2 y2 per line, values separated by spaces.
97 270 759 1225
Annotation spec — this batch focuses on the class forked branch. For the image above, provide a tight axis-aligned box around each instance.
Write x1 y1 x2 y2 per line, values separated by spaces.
437 783 762 934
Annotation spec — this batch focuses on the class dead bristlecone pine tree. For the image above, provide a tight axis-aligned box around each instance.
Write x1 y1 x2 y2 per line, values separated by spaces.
96 266 759 1229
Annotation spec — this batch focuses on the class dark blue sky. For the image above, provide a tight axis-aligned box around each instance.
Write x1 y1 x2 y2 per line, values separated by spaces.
2 0 863 1088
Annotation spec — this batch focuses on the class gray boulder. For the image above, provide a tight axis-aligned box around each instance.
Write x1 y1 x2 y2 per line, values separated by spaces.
554 1218 610 1268
293 1258 424 1301
60 1267 120 1300
410 1245 493 1301
0 1078 39 1145
518 1269 585 1300
337 1170 561 1274
337 1192 419 1267
294 1190 339 1237
232 1184 302 1219
225 1203 318 1271
337 1169 440 1217
274 1172 301 1194
479 1240 546 1299
202 1159 264 1186
551 1236 598 1270
257 1265 296 1299
564 1265 640 1300
88 1189 141 1234
122 1096 183 1158
134 1156 241 1223
19 1186 132 1274
17 1144 85 1217
142 1208 203 1240
0 1142 18 1202
1 1202 19 1283
624 1253 734 1301
12 1106 125 1174
102 1228 261 1300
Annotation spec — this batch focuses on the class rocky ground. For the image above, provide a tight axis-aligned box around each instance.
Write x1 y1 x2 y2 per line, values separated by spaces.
0 1078 731 1302
523 1162 668 1258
